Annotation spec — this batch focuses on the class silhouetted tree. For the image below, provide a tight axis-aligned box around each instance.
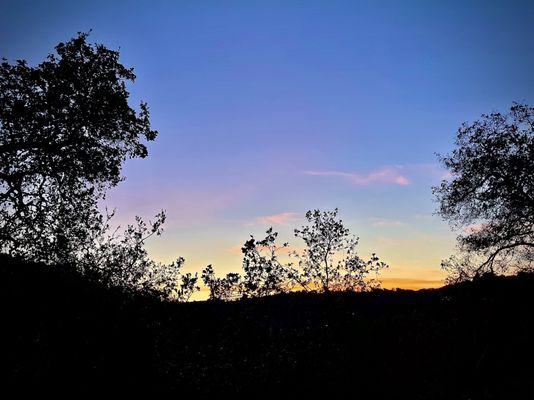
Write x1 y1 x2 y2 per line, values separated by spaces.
143 257 200 302
290 209 388 292
79 210 165 287
434 103 534 279
79 210 199 301
440 254 483 285
201 265 218 299
201 265 242 301
0 32 157 263
241 228 289 297
205 209 388 299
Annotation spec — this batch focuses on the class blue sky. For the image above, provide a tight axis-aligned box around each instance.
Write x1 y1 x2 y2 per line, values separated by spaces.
2 0 533 290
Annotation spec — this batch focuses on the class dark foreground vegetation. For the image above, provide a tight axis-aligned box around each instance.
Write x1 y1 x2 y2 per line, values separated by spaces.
3 254 533 398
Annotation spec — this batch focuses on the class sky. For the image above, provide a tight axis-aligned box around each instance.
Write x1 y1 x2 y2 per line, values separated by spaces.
2 0 534 294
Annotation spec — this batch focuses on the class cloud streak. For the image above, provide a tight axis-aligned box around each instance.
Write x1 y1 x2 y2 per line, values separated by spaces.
370 217 404 227
305 166 410 186
257 212 299 226
303 163 455 187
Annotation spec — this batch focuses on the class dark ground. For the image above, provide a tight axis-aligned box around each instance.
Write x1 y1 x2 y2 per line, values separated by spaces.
1 254 533 398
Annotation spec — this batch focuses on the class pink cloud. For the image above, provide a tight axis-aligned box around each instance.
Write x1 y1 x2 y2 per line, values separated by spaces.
406 163 452 180
464 223 489 234
258 212 299 226
227 245 243 255
304 166 410 186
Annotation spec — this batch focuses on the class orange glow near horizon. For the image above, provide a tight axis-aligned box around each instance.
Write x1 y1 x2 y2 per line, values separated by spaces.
380 277 444 290
189 271 446 301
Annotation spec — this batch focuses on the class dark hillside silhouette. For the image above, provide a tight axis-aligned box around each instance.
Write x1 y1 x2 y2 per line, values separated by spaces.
0 254 156 393
2 254 533 398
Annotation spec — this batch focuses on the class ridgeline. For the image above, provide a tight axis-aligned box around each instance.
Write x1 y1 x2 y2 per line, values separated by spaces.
2 254 533 398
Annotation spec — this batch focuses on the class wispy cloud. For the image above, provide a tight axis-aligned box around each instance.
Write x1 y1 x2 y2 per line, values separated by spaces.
304 163 454 187
304 166 410 186
406 163 452 180
369 217 404 227
257 212 299 226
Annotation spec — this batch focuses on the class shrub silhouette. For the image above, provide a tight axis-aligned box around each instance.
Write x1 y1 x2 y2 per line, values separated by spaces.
241 227 290 297
202 265 243 301
205 209 388 300
80 210 199 301
290 208 388 292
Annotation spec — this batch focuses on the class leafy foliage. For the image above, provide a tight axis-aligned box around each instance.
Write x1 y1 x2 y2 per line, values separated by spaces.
201 265 242 301
241 228 289 297
205 209 388 300
290 209 388 292
143 257 200 302
435 103 534 278
0 33 199 301
78 210 199 301
0 32 157 262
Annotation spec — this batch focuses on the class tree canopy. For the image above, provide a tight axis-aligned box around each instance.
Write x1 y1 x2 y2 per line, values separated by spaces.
290 209 387 292
434 103 534 279
0 32 157 262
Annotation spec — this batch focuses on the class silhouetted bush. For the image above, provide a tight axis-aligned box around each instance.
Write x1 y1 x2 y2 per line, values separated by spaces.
205 209 388 300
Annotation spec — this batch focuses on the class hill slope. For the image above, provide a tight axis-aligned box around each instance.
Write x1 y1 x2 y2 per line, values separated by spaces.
2 254 533 398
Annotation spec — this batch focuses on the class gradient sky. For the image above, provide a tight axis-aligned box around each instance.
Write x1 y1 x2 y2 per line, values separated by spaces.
2 0 534 293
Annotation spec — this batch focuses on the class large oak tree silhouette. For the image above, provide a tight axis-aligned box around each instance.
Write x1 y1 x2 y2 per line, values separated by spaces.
0 32 157 263
434 103 534 281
